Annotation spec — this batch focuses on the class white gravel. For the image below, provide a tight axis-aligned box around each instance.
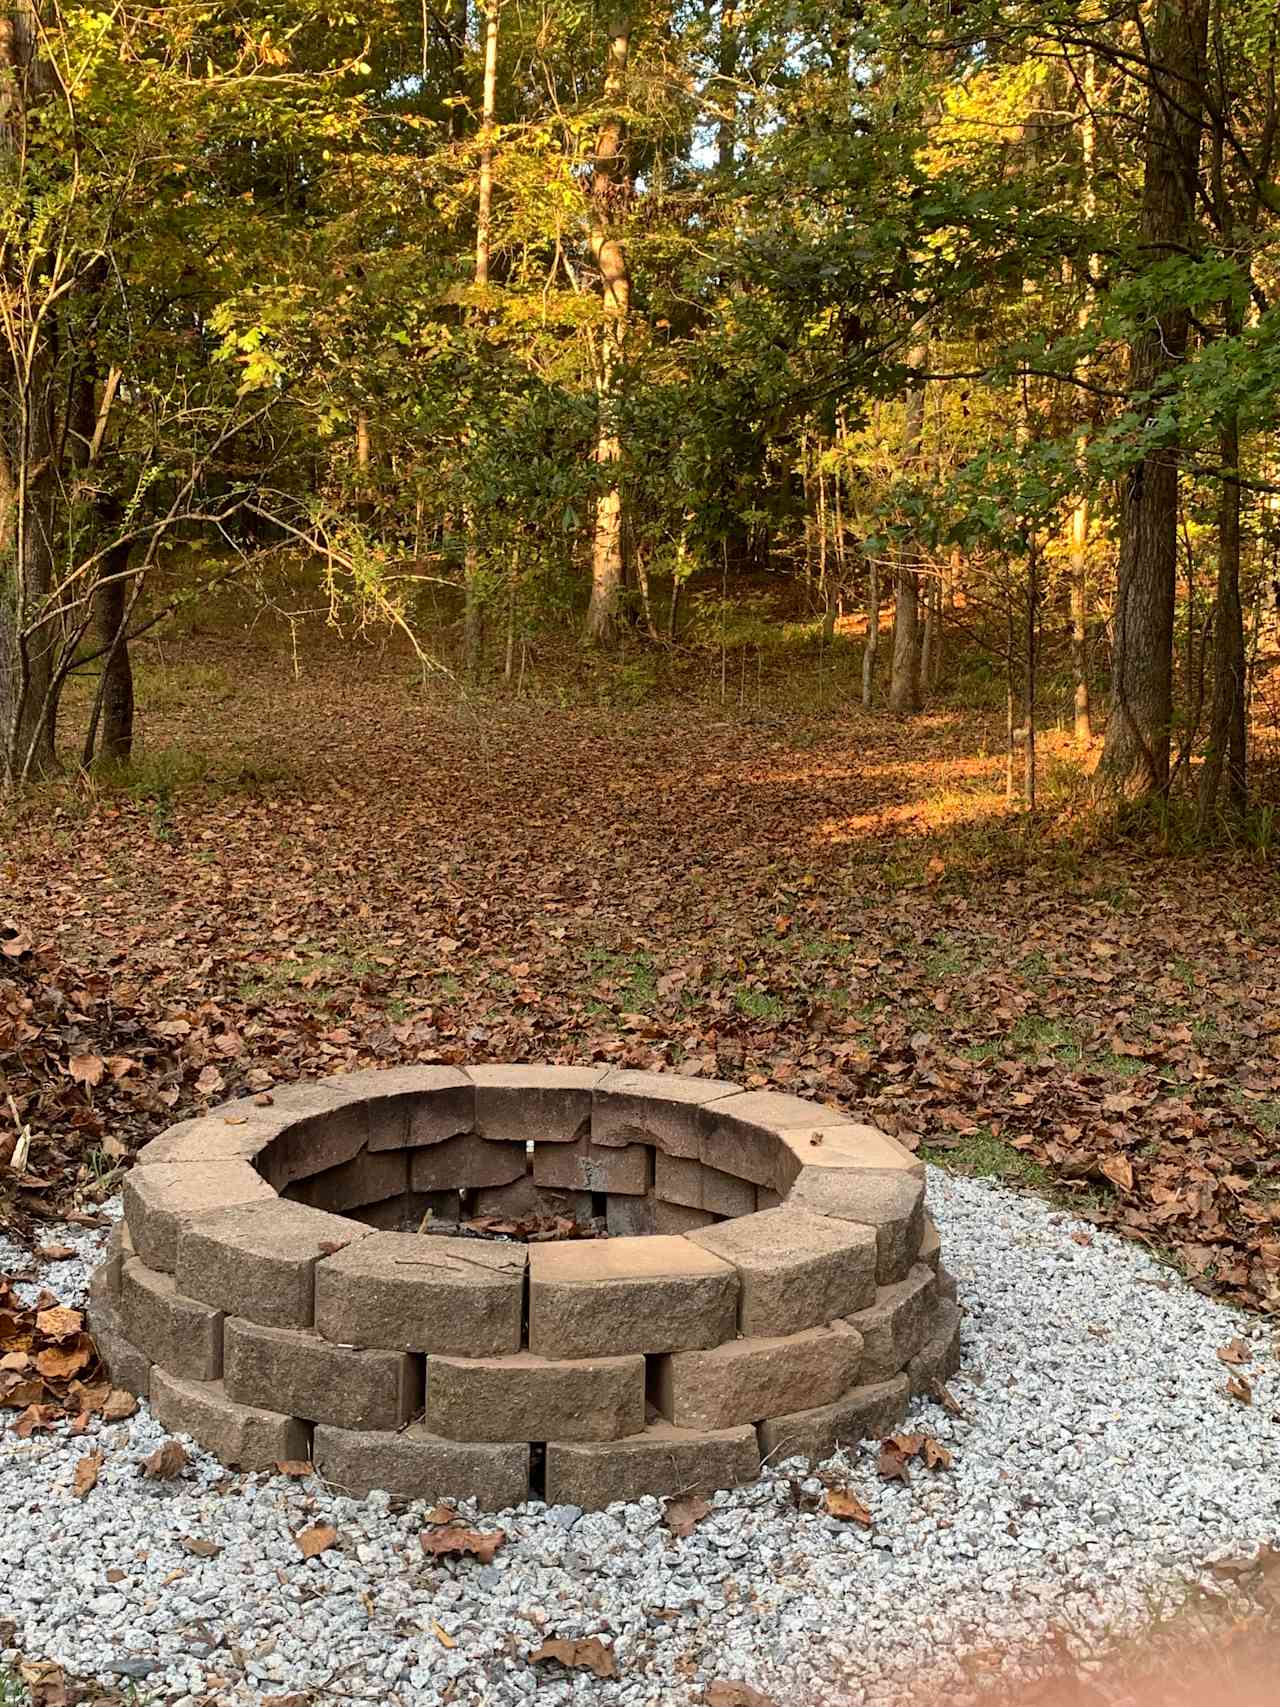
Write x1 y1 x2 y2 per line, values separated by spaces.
2 1169 1278 1705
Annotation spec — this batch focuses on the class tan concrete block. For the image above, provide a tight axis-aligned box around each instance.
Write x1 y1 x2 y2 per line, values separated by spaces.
545 1421 758 1509
123 1161 277 1272
333 1065 474 1150
689 1208 876 1336
150 1368 309 1469
134 1104 288 1167
653 1321 863 1432
697 1090 849 1187
701 1166 756 1220
119 1257 223 1382
224 1316 420 1430
85 1280 150 1398
533 1135 651 1195
290 1147 408 1214
758 1374 909 1465
756 1187 783 1210
920 1214 941 1273
654 1151 704 1210
592 1070 741 1158
528 1236 737 1359
427 1351 644 1443
907 1299 961 1393
315 1232 525 1356
409 1132 527 1192
776 1122 924 1193
653 1200 717 1234
606 1194 657 1236
844 1263 937 1382
314 1423 528 1508
471 1176 593 1222
252 1080 373 1189
176 1198 367 1329
99 1219 134 1299
785 1167 926 1283
470 1063 608 1143
937 1266 958 1303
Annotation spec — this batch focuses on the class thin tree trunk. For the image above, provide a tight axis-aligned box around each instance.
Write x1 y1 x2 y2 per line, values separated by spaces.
861 558 879 708
888 339 927 716
463 0 500 678
1068 50 1096 743
1197 401 1246 821
583 11 633 646
1096 0 1210 799
716 2 738 174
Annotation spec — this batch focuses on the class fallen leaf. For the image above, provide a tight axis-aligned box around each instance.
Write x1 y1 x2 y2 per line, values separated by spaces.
823 1487 873 1526
295 1523 339 1559
73 1451 104 1498
422 1503 457 1526
67 1054 105 1087
142 1439 189 1479
877 1440 912 1482
101 1388 138 1421
529 1636 618 1679
923 1436 953 1470
35 1306 83 1341
704 1684 779 1707
420 1525 505 1564
1100 1154 1134 1193
35 1245 77 1262
180 1535 223 1558
1217 1338 1252 1366
431 1622 456 1649
35 1337 93 1380
274 1459 315 1478
1225 1374 1253 1405
663 1493 711 1538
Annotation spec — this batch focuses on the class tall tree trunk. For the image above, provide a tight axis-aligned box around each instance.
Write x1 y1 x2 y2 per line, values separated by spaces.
861 557 879 707
463 0 500 678
888 339 927 716
583 11 633 646
1069 50 1096 743
716 3 738 174
1095 0 1210 798
0 3 57 786
1197 392 1246 822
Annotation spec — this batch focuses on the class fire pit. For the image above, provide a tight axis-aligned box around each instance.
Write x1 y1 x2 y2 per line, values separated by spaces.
87 1066 958 1509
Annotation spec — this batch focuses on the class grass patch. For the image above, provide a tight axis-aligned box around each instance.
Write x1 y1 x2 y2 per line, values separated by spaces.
584 947 659 1012
1008 1015 1084 1061
735 986 786 1020
237 944 386 1006
923 1127 1052 1187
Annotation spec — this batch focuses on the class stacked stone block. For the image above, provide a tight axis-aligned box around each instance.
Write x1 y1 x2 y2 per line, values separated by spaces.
88 1065 960 1509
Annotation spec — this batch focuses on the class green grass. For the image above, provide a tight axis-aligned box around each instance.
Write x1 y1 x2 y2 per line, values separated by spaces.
1008 1015 1084 1061
237 943 387 1006
922 1127 1053 1187
734 986 786 1021
583 947 659 1012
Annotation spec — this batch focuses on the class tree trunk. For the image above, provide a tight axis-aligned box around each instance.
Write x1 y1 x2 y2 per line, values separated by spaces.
0 4 58 786
1197 401 1246 822
463 0 500 679
888 340 926 716
862 557 879 707
583 11 633 646
1068 50 1096 743
93 541 135 764
716 3 738 174
1095 0 1210 798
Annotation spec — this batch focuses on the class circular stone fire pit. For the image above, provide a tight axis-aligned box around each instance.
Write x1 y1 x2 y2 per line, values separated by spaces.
87 1066 959 1510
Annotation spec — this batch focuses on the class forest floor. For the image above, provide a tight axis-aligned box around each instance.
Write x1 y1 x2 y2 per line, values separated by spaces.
3 618 1280 1313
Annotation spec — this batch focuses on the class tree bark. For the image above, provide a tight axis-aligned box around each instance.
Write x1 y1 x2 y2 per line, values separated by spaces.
1197 398 1246 822
862 557 879 707
716 3 738 174
1069 50 1096 743
583 11 633 646
1095 0 1210 798
463 0 500 678
888 340 926 716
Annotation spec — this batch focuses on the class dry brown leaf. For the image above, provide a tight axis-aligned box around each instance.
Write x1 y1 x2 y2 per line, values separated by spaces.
877 1440 912 1483
180 1535 223 1558
422 1503 457 1526
274 1459 314 1478
529 1637 619 1679
823 1487 873 1526
704 1684 779 1707
295 1523 339 1559
35 1306 83 1341
431 1622 456 1649
1225 1374 1254 1405
142 1438 189 1479
67 1054 105 1087
663 1494 711 1538
1101 1154 1135 1193
35 1245 77 1262
1217 1338 1252 1367
101 1388 138 1421
420 1525 505 1564
72 1451 103 1499
923 1436 953 1471
35 1336 93 1380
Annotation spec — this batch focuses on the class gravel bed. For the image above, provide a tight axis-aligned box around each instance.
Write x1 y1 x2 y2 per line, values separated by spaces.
2 1168 1277 1706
